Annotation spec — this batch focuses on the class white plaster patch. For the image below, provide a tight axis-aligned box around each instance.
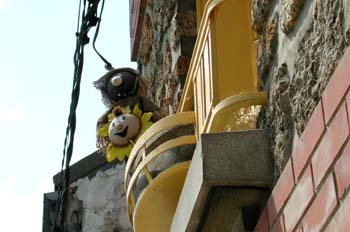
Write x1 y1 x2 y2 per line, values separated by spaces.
71 164 132 232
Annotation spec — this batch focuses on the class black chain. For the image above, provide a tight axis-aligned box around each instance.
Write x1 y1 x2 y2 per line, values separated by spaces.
51 0 109 231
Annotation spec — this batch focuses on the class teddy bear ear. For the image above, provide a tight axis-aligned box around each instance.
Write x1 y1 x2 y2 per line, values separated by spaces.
93 78 107 90
112 106 124 117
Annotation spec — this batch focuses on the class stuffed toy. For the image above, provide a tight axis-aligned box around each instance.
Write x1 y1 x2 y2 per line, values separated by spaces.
94 68 162 162
94 67 147 108
97 105 153 162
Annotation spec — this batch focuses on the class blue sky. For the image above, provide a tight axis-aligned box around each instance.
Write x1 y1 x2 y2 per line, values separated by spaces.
0 0 135 230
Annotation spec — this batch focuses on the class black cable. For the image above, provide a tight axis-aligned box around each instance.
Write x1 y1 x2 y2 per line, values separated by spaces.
51 0 106 231
51 1 84 229
92 0 113 70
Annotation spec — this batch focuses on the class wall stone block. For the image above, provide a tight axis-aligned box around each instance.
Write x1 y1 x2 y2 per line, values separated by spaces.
259 63 293 175
139 14 153 65
137 0 196 116
280 0 306 34
257 11 279 88
171 11 197 50
290 0 346 135
252 0 275 34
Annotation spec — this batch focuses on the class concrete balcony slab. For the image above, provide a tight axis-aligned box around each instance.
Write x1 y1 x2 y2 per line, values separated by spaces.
171 129 273 232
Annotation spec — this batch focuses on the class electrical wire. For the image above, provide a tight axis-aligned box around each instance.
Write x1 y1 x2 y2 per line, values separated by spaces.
50 0 111 231
92 0 113 70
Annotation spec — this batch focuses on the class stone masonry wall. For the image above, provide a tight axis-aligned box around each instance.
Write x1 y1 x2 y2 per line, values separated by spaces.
253 0 350 176
137 0 197 116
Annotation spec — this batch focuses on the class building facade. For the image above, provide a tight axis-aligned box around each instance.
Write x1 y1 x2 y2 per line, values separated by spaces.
44 0 350 231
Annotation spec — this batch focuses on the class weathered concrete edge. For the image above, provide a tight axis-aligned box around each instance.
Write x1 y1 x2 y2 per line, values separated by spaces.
171 129 273 232
171 140 208 232
202 129 274 187
53 151 122 188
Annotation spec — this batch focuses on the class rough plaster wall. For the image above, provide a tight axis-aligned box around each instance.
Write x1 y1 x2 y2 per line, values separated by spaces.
254 0 350 176
71 164 132 232
280 0 306 33
137 0 196 115
256 11 279 89
290 0 346 134
258 64 293 176
252 0 275 34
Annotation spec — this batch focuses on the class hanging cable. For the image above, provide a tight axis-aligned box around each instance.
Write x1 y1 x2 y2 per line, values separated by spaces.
92 0 113 70
51 0 109 231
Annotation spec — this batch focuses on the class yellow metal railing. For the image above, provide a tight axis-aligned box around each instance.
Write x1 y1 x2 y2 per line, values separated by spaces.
205 91 268 133
124 0 266 230
124 111 196 226
178 0 260 135
177 0 225 113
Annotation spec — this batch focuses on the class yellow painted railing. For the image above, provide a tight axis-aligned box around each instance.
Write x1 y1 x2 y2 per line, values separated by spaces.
124 0 266 230
124 111 196 226
205 91 268 132
177 0 225 113
178 0 258 135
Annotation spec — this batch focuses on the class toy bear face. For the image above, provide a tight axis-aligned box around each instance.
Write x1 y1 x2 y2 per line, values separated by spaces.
108 113 141 146
106 71 138 102
94 68 148 108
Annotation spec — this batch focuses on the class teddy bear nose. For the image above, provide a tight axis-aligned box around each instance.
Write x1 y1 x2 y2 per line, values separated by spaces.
116 124 123 130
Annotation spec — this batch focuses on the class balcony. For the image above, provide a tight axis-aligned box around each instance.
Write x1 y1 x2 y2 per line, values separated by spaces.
178 0 259 134
125 0 273 231
124 111 196 232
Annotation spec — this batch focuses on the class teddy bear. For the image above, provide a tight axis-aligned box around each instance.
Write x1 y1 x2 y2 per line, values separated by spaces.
94 67 163 162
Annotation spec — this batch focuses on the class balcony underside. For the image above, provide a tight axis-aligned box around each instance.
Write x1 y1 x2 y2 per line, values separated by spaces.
125 112 197 231
171 129 273 232
133 161 190 232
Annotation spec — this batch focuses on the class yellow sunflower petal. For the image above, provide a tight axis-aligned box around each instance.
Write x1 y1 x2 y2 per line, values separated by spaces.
132 104 142 118
108 112 116 122
97 123 109 137
106 143 133 162
141 112 153 124
143 121 153 131
104 104 156 162
125 106 131 114
138 121 154 139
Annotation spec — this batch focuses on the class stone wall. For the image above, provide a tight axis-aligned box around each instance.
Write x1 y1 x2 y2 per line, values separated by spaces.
136 0 197 115
253 0 350 176
70 163 132 232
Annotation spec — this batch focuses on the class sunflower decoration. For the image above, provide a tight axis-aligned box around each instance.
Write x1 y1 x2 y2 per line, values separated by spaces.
97 104 153 162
